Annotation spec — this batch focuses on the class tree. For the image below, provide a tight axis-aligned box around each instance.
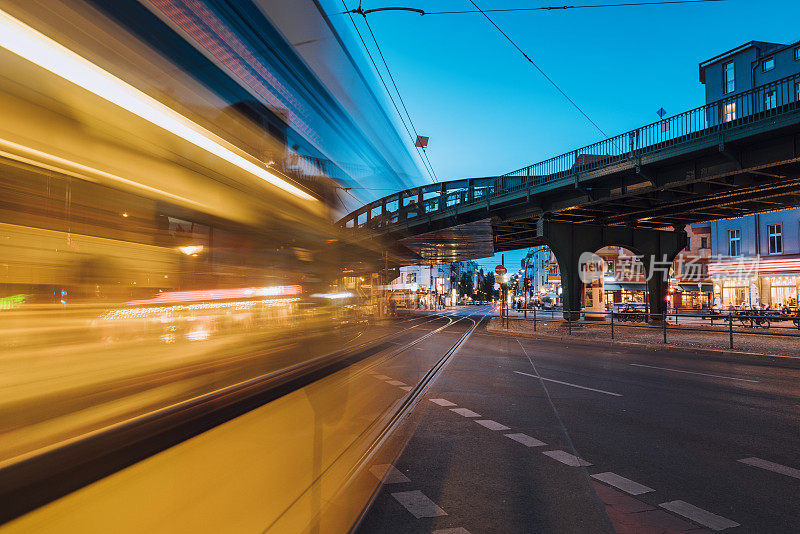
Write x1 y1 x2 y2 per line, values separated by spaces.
458 271 474 299
481 271 498 299
450 263 460 295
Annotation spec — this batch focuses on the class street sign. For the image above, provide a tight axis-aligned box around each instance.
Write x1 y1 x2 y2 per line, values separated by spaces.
657 107 667 118
415 135 429 148
495 264 507 276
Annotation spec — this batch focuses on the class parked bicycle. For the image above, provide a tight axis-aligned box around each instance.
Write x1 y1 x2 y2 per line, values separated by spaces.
735 308 771 329
614 303 647 323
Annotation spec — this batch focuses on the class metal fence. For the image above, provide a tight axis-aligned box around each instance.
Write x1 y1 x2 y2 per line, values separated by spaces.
497 308 800 351
340 71 800 230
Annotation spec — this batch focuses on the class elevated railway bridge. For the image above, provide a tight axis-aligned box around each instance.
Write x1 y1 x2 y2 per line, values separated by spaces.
339 73 800 317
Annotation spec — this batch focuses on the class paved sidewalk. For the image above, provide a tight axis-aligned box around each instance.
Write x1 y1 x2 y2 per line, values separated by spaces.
488 317 800 358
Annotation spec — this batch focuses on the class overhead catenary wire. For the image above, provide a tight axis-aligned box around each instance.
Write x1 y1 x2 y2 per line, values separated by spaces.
341 0 725 16
340 1 439 183
359 12 439 182
466 0 611 140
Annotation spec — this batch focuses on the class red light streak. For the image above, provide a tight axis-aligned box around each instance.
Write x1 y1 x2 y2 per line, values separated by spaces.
125 285 301 305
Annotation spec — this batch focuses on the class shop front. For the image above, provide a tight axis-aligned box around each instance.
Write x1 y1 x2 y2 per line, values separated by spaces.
676 284 713 309
716 278 752 308
762 276 798 310
714 277 799 310
603 283 648 305
710 257 800 310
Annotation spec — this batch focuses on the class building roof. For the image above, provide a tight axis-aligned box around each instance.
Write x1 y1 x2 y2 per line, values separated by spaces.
698 40 791 83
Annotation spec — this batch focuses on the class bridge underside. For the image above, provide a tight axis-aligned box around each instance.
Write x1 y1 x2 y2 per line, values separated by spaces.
397 219 496 263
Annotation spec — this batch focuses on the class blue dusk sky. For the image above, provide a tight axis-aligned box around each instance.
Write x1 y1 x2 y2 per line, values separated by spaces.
334 0 799 269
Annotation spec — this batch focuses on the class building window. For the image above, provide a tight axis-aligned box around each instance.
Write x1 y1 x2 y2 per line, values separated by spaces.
728 229 741 257
763 57 775 72
406 273 416 284
723 61 735 93
723 102 737 122
796 47 800 61
764 90 777 110
768 224 782 254
700 237 709 249
796 82 800 102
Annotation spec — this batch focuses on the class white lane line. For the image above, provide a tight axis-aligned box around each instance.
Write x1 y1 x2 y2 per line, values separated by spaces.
391 490 447 518
542 450 592 467
504 433 546 447
373 374 392 381
430 398 457 407
629 363 759 383
475 419 510 431
400 385 413 392
386 380 407 386
739 457 800 479
659 500 739 531
591 472 655 495
433 528 471 534
514 371 622 397
450 408 481 418
369 464 410 484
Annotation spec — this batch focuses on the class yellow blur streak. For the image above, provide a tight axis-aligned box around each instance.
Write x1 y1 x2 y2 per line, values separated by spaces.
0 138 209 210
0 9 316 202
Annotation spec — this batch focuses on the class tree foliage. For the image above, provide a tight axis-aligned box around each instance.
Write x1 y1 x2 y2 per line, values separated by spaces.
458 271 474 298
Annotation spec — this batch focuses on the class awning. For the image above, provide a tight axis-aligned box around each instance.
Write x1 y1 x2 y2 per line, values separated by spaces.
678 284 713 293
604 283 646 292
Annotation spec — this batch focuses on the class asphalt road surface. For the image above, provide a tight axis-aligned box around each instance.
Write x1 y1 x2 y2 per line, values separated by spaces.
357 306 800 533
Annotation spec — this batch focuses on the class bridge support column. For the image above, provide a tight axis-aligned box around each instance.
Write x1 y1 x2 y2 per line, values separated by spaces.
537 220 686 321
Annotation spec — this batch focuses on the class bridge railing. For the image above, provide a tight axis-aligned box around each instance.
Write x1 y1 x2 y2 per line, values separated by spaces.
340 72 800 230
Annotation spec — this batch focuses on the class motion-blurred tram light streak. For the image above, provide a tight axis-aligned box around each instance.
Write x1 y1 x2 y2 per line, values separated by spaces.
0 9 316 201
0 137 208 209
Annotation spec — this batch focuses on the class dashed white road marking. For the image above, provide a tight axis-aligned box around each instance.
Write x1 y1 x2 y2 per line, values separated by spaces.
386 380 407 386
430 398 457 407
659 500 739 531
475 419 510 431
400 385 413 392
630 363 759 383
369 464 410 484
504 433 546 447
591 472 655 495
542 450 592 467
450 408 481 418
433 528 471 534
373 374 392 381
739 457 800 479
514 371 622 397
391 490 447 518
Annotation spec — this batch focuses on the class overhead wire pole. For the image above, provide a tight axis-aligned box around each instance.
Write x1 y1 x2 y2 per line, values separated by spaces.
340 1 438 183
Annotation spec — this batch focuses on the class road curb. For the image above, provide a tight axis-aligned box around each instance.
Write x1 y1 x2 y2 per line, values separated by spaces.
485 321 800 367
